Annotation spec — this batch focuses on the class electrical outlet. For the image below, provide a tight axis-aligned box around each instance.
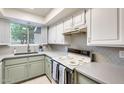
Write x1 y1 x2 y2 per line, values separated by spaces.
119 51 124 58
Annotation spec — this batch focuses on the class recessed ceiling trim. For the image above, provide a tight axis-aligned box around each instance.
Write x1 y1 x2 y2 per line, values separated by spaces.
16 8 54 17
0 8 83 26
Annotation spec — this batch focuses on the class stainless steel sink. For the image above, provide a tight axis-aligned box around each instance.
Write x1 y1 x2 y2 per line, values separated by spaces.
14 52 38 55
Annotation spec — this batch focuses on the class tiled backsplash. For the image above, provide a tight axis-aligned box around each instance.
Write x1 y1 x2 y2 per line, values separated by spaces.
45 33 124 66
1 33 124 67
68 33 124 66
0 45 39 55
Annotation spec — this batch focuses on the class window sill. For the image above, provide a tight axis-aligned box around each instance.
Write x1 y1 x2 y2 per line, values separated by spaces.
9 44 40 47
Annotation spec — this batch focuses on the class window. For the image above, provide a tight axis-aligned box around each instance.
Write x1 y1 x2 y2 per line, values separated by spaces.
10 23 41 45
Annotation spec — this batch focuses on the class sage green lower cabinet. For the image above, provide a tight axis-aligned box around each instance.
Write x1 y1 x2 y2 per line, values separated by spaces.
45 56 52 81
5 64 28 84
29 60 44 78
3 55 45 84
76 72 98 84
0 62 2 84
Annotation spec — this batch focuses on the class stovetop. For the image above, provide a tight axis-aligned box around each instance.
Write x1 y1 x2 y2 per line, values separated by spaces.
58 52 92 66
68 48 91 57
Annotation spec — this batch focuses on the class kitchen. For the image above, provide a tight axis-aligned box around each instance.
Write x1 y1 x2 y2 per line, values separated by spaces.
0 8 124 84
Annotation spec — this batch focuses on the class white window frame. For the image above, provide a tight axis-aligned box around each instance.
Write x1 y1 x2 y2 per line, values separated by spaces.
10 23 41 46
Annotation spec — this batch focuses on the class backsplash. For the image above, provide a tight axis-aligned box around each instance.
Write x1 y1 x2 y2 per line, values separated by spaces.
1 33 124 66
68 33 124 66
0 45 39 55
50 44 68 52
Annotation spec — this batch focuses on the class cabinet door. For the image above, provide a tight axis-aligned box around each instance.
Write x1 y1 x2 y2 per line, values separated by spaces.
52 25 57 43
64 17 73 32
45 57 52 81
48 25 57 44
47 61 52 80
41 27 48 44
29 61 44 78
48 26 53 44
0 19 10 45
5 64 27 84
56 22 64 44
87 8 118 46
77 72 98 84
73 11 85 27
45 60 48 75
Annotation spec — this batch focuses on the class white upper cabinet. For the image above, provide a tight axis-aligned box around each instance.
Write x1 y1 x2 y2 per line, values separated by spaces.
48 25 57 44
63 17 73 32
63 10 86 33
41 27 48 44
56 22 64 44
48 26 52 44
0 19 10 45
73 10 85 27
87 8 124 46
48 22 70 44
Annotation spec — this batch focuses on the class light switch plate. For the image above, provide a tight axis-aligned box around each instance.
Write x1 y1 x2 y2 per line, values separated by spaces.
119 51 124 58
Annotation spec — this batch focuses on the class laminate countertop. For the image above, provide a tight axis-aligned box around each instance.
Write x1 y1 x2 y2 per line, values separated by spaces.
0 51 64 61
0 51 78 70
76 62 124 84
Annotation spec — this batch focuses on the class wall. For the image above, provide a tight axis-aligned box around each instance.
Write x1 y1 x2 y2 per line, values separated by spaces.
50 44 67 52
68 32 124 66
0 45 39 55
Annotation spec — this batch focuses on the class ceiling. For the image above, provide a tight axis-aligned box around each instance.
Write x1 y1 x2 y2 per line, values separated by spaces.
0 8 83 26
15 8 53 17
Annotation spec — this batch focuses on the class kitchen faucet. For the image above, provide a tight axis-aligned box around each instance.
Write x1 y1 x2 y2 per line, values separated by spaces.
27 25 37 53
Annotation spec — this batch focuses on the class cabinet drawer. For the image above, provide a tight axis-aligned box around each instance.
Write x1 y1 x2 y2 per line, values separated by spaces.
77 72 98 84
4 58 28 66
29 56 44 62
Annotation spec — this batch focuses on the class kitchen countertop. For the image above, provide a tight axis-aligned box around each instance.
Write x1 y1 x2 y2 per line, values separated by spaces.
0 51 77 70
0 51 64 61
76 62 124 84
1 51 124 84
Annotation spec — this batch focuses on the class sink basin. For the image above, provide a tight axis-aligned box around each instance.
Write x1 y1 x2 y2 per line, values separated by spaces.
14 52 38 55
